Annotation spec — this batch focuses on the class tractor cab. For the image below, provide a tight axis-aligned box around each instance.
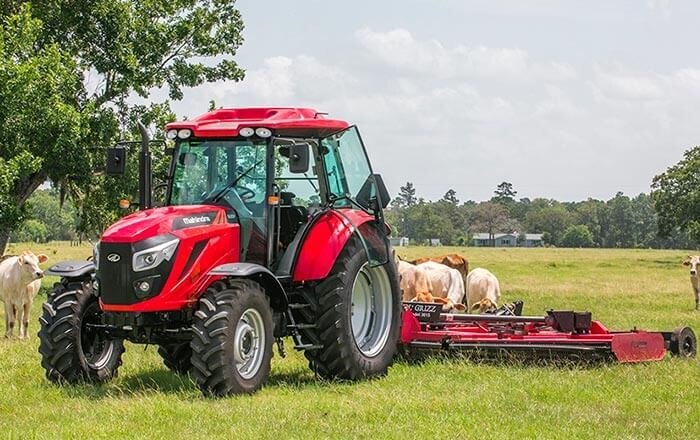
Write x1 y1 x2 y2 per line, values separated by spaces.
164 109 390 272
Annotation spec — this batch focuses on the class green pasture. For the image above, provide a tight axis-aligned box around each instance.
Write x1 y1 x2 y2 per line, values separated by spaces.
1 243 698 439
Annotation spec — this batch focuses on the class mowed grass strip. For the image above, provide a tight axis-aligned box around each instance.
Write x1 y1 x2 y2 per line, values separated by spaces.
0 243 698 439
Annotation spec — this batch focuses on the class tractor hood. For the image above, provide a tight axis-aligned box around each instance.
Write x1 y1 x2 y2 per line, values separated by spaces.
101 205 231 243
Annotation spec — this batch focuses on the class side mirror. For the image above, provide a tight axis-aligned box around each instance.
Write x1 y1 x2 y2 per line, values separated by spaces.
373 174 390 209
289 143 310 174
356 174 391 211
106 148 127 175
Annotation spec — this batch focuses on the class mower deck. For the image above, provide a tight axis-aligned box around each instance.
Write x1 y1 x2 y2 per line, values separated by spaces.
399 302 695 362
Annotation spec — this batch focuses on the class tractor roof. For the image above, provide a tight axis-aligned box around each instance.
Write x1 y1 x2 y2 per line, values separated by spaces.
166 107 349 138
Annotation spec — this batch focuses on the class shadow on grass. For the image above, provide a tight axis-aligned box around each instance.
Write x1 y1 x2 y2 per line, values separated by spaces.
58 366 320 400
58 368 197 400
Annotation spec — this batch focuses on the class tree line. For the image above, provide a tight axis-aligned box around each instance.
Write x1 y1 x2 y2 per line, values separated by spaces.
385 181 696 249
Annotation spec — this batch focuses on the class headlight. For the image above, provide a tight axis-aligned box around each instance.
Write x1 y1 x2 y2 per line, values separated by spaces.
93 243 100 270
132 236 179 272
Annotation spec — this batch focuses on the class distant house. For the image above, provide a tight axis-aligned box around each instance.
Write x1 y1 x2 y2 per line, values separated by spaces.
520 233 544 248
389 237 410 247
472 233 544 248
427 238 442 246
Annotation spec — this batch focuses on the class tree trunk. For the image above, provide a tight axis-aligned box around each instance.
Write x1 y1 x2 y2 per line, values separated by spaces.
0 228 10 256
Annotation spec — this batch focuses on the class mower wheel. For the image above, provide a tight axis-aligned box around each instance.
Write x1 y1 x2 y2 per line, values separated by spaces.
158 343 192 375
669 326 697 358
190 278 273 396
38 283 125 383
303 242 401 380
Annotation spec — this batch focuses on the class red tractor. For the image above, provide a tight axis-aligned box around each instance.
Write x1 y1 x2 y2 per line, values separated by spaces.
39 107 401 396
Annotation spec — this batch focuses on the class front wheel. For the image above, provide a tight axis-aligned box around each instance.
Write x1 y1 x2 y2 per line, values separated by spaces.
190 279 274 396
303 242 401 380
38 283 125 383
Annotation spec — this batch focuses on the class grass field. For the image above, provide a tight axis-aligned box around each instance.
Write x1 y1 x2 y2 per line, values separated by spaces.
1 242 699 439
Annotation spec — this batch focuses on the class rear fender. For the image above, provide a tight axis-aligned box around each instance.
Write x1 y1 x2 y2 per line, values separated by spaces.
293 209 386 282
209 263 288 312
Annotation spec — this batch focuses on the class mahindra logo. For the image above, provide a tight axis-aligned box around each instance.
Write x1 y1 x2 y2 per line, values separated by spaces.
182 216 210 225
107 253 121 263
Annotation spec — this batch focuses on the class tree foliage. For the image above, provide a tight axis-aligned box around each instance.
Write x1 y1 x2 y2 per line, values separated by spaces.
560 224 594 248
651 146 700 243
0 1 246 251
492 181 517 204
392 181 418 209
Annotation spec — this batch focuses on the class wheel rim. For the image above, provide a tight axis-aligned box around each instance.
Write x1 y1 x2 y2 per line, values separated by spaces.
350 262 393 357
80 301 116 369
234 308 266 379
682 334 696 357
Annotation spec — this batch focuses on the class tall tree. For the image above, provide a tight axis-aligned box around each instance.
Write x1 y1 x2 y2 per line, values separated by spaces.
651 146 700 243
442 188 459 205
492 181 517 204
392 182 417 208
0 1 246 252
604 192 634 248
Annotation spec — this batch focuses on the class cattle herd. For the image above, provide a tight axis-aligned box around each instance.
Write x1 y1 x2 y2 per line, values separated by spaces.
0 250 698 341
396 253 501 313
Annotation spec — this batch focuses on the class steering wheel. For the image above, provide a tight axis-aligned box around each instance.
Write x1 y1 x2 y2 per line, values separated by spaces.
235 186 256 201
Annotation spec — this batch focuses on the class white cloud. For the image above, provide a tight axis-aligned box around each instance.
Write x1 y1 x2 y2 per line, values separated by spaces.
647 0 672 17
354 27 577 82
173 27 700 201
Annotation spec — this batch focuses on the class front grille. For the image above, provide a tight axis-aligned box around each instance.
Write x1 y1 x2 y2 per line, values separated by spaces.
98 241 175 305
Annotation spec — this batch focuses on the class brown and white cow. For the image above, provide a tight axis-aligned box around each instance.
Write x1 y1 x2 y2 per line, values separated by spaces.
466 267 501 313
410 254 468 289
682 255 700 310
0 251 48 339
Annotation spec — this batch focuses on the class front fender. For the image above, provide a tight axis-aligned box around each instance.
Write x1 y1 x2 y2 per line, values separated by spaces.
209 262 288 312
292 209 377 282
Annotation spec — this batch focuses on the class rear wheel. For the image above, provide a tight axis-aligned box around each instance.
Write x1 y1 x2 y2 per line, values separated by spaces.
38 283 125 383
670 326 697 358
302 242 401 379
158 343 192 375
190 279 273 396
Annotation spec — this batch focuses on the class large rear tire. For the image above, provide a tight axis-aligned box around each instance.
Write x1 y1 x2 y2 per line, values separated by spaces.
302 242 401 380
38 283 125 383
158 343 192 375
190 279 274 396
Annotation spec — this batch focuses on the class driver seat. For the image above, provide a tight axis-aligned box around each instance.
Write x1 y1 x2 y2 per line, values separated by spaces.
278 191 308 247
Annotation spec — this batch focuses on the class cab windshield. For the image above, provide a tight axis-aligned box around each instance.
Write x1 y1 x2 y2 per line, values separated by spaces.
169 140 267 212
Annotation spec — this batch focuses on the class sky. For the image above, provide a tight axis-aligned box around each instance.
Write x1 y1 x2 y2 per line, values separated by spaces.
164 0 700 203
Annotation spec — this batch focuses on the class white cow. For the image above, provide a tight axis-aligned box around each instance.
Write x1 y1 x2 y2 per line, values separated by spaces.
682 255 700 310
466 267 501 313
418 261 466 312
396 260 432 301
0 251 48 339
